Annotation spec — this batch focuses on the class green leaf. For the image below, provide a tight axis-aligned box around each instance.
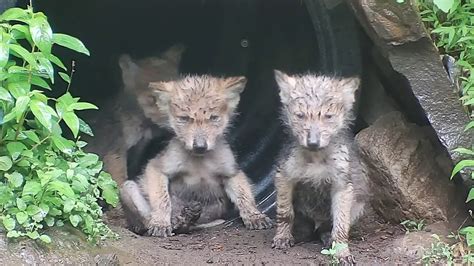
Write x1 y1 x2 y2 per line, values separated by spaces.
467 189 474 203
451 160 474 179
63 111 79 138
6 230 20 238
44 217 55 227
26 230 40 240
47 180 75 198
22 180 42 196
37 57 54 83
465 120 474 131
59 72 71 84
2 216 15 231
102 186 119 207
6 172 23 187
78 118 94 136
69 214 82 227
16 198 26 211
52 33 90 56
0 87 13 103
30 100 56 131
24 130 40 143
7 81 30 99
0 42 9 68
14 95 30 122
47 53 66 70
29 16 53 55
63 199 75 213
9 43 38 68
15 211 28 225
72 174 88 193
464 98 474 106
7 142 27 160
11 24 32 44
453 148 474 156
39 235 51 243
51 135 74 155
80 153 99 168
68 102 98 111
0 156 13 171
26 205 44 222
0 8 28 21
433 0 454 13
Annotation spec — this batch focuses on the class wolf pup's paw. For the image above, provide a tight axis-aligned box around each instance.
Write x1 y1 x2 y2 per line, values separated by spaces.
338 254 356 266
146 217 174 237
242 213 273 230
272 234 295 249
336 246 355 266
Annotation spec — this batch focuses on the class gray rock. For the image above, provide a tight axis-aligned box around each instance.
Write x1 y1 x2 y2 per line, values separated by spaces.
356 111 462 222
347 0 472 167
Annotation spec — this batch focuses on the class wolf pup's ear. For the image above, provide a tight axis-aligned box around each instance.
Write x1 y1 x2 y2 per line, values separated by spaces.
274 70 296 104
340 76 360 108
161 43 186 65
119 54 139 89
222 76 247 110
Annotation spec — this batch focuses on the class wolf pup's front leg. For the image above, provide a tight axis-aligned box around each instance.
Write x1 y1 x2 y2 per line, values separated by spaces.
272 172 295 249
330 184 356 264
224 171 272 230
142 158 173 237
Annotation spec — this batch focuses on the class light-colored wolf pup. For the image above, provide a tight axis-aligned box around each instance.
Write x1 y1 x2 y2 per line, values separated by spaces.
86 44 185 186
120 75 273 236
272 70 369 264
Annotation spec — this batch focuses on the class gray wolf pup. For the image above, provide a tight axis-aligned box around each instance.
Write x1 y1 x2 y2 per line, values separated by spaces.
85 44 185 186
272 70 369 264
120 75 272 236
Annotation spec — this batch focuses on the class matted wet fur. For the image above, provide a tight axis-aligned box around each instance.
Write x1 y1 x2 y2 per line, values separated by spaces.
85 44 185 186
271 70 369 265
120 75 272 236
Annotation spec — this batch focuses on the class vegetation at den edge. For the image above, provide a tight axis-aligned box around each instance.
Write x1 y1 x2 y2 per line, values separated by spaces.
0 3 118 244
397 0 474 264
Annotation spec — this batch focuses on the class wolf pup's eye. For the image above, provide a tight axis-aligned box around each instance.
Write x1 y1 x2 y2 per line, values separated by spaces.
324 113 334 119
177 115 191 123
295 112 305 119
210 115 220 122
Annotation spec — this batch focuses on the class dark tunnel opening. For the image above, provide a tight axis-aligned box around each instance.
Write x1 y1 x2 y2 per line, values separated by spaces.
18 0 366 215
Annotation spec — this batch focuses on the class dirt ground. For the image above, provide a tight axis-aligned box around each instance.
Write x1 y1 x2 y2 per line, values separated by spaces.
3 207 457 265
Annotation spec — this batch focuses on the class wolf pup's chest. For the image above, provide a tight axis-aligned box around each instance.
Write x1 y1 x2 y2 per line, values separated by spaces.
285 149 334 185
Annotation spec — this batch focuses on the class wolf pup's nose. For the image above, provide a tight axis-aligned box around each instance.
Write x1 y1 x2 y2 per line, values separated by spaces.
192 140 208 154
306 140 320 151
306 131 320 151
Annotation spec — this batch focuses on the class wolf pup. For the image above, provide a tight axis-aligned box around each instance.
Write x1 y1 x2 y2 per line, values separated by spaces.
120 75 272 236
86 44 185 186
271 70 369 264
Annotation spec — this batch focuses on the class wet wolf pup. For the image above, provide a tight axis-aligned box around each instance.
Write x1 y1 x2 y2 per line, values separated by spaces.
120 75 272 236
272 70 369 264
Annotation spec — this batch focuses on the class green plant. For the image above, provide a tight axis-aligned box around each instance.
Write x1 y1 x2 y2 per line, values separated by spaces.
321 241 349 265
0 5 118 244
422 234 455 265
418 0 474 256
401 219 426 233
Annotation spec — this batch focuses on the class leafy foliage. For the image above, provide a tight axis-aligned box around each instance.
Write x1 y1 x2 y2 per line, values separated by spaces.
401 219 426 233
320 242 349 265
418 0 474 258
0 6 118 243
422 234 455 265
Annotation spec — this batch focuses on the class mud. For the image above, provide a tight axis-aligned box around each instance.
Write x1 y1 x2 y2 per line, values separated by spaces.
2 208 459 265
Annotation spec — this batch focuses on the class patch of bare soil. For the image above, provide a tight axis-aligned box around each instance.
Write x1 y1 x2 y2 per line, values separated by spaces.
1 209 457 265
